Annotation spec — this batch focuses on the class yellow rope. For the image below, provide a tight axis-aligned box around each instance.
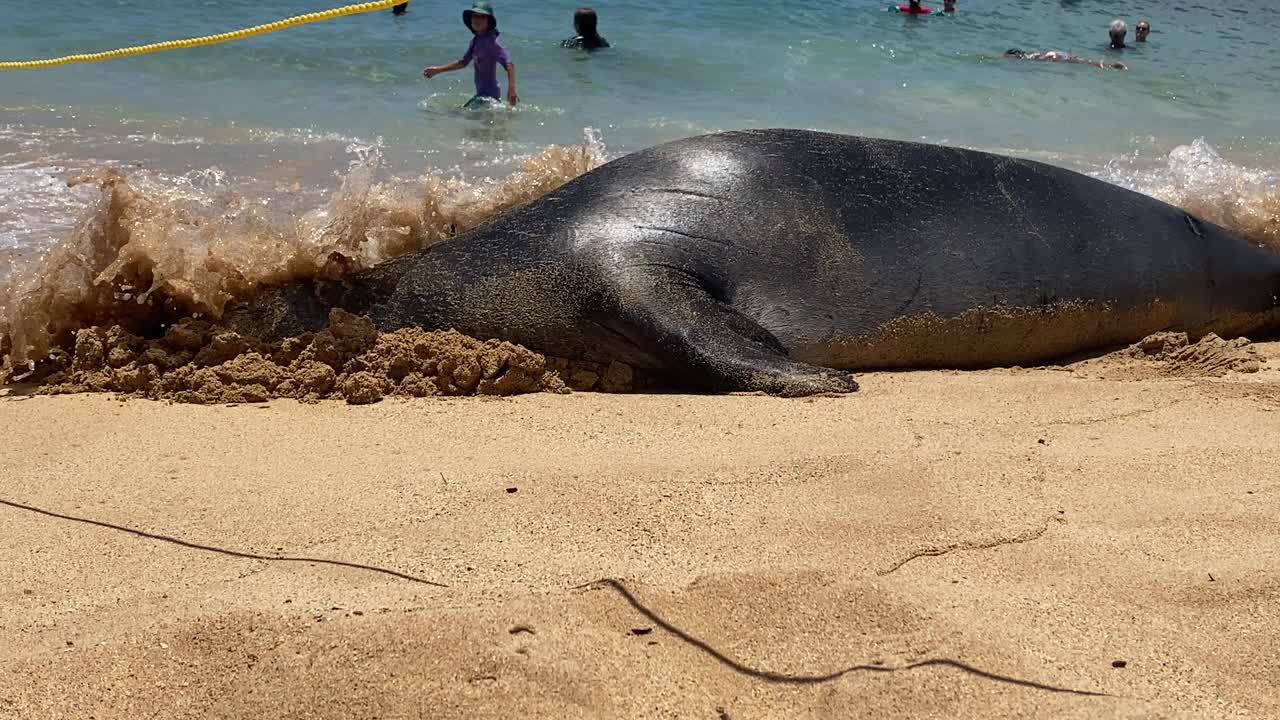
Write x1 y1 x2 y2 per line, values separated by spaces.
0 0 404 70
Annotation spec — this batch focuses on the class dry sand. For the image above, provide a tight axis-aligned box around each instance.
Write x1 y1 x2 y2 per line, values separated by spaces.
2 341 1278 719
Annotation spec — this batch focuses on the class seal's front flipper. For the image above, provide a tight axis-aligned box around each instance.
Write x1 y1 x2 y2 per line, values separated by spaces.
616 284 859 397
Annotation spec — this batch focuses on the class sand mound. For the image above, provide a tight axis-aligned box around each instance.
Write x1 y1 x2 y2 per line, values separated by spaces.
1073 331 1264 380
29 309 636 404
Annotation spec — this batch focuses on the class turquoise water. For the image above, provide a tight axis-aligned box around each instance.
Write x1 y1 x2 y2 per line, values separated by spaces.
2 0 1279 248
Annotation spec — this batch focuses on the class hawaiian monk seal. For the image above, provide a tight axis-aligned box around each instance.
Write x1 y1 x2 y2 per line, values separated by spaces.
227 129 1280 395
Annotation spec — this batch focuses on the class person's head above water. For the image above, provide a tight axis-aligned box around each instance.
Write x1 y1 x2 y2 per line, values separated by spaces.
391 2 408 15
1109 19 1127 48
464 1 497 34
1135 20 1150 42
574 7 600 38
909 0 922 7
943 0 955 11
562 7 609 49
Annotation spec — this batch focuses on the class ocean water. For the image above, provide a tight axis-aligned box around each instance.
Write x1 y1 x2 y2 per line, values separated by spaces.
2 0 1279 371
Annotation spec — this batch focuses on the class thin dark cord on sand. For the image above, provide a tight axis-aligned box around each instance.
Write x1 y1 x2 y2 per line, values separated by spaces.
0 498 448 587
576 578 1110 696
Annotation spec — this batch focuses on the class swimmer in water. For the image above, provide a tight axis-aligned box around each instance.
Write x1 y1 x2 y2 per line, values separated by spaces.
392 2 408 14
1109 19 1127 49
943 0 956 12
1004 49 1127 70
892 0 932 15
1135 20 1150 42
561 7 610 50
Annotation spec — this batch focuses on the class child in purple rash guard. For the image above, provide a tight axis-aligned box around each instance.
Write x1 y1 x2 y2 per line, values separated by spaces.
422 1 519 108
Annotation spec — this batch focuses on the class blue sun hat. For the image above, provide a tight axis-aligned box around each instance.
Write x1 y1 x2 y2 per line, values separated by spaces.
463 1 498 34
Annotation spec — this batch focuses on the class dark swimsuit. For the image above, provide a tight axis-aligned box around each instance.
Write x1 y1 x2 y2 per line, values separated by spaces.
561 35 610 50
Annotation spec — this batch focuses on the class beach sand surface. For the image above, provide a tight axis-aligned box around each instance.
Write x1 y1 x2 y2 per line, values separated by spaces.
2 342 1278 719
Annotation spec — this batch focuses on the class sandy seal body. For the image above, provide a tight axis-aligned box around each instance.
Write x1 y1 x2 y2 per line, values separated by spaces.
228 129 1280 395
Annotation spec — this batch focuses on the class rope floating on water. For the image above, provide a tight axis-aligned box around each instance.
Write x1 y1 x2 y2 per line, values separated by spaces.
0 0 404 70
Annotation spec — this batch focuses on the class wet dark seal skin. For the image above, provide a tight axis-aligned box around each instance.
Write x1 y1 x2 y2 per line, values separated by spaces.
228 129 1280 396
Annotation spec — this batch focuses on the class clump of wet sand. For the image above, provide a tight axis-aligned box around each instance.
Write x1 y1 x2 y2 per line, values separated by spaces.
20 320 1265 403
1072 331 1264 380
29 309 635 404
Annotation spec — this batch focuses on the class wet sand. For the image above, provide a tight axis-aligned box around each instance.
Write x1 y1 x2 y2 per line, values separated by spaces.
2 343 1278 719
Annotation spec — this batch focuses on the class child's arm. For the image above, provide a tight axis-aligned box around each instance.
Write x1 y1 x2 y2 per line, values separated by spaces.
423 59 466 78
426 39 475 79
505 62 518 105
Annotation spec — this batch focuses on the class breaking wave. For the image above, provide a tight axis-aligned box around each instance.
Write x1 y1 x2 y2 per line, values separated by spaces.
1 129 606 378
